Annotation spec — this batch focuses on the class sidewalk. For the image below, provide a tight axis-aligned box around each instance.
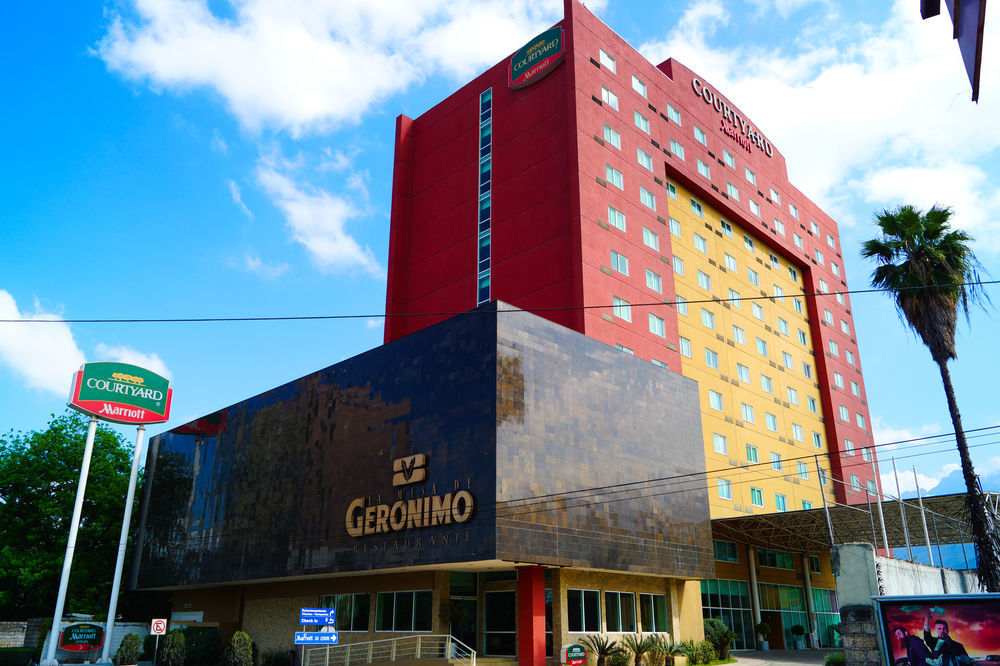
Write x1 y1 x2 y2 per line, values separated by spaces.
733 648 840 666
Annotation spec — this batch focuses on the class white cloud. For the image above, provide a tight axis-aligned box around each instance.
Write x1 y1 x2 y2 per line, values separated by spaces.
243 252 290 279
871 416 943 451
96 0 580 136
881 462 960 495
638 0 1000 236
95 343 173 380
210 129 228 153
0 290 86 395
227 178 253 217
256 159 383 277
366 317 384 330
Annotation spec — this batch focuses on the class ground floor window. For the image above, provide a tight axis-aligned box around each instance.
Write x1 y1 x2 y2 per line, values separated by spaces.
484 591 516 656
376 591 432 632
320 593 369 631
811 588 842 648
639 594 668 632
701 579 754 649
567 589 601 633
759 583 807 648
605 592 636 632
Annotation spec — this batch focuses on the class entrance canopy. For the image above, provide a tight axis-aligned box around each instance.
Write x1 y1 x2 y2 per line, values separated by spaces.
711 492 999 554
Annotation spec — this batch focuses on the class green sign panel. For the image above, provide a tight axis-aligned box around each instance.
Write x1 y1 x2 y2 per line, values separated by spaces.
509 26 566 88
59 623 104 652
562 644 586 665
68 361 172 425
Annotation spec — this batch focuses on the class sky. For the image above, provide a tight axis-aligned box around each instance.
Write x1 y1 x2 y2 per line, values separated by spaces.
2 0 1000 510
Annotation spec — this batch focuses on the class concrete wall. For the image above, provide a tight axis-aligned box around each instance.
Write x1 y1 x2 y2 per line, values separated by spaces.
835 542 978 606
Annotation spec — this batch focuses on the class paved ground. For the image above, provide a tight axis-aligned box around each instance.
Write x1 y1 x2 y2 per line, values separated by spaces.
734 648 841 666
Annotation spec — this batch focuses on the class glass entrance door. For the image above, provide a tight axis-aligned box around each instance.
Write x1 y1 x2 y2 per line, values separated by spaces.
450 598 477 650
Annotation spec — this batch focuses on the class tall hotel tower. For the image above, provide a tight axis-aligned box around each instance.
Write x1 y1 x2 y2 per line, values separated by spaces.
384 0 880 512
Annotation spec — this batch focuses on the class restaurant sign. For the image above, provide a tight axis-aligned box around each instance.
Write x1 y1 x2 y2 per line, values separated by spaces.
68 361 172 425
509 26 565 88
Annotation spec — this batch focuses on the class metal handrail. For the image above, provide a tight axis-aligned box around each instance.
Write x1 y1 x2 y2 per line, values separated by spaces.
301 634 476 666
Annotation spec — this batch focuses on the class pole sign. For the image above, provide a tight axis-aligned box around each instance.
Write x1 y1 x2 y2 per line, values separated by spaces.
300 608 336 625
560 645 586 666
68 362 172 425
509 26 565 89
294 632 339 645
151 619 168 636
58 623 104 652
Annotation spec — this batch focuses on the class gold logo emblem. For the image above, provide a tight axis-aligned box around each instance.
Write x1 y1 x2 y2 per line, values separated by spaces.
392 454 428 486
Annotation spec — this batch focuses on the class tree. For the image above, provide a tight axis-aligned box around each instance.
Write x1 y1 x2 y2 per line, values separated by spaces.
862 204 1000 591
0 411 143 618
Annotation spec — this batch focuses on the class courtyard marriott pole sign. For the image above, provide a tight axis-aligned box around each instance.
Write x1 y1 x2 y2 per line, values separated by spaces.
68 361 172 425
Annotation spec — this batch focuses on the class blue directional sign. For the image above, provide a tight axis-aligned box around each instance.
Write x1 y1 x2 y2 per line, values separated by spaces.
299 608 336 625
295 632 339 646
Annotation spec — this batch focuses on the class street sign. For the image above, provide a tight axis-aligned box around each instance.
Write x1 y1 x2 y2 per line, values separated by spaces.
151 619 168 636
561 645 586 666
59 624 104 652
295 632 339 645
300 608 336 625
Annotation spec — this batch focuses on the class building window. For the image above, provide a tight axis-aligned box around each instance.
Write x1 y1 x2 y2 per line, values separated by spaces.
771 452 782 471
606 165 623 189
376 591 433 632
634 111 650 133
637 148 653 171
793 298 804 314
639 594 669 633
867 479 878 494
829 340 839 356
774 218 785 235
749 200 761 216
610 250 628 275
724 253 738 272
812 431 822 448
670 140 685 160
798 329 808 345
727 182 739 200
646 269 662 294
824 309 834 324
760 374 773 394
803 501 813 510
850 475 861 491
639 187 656 210
793 233 803 249
672 256 685 275
782 351 794 368
856 413 866 429
676 295 687 315
321 593 370 631
723 150 735 167
616 344 634 355
844 439 855 455
649 313 665 337
713 540 738 562
705 348 720 369
810 220 820 235
667 104 681 124
765 413 778 432
605 591 637 632
608 205 626 231
603 124 621 149
566 589 600 633
774 285 785 302
787 387 799 405
827 233 836 249
839 405 849 421
691 198 704 217
745 168 756 185
770 187 781 204
733 325 746 345
666 181 678 199
643 227 659 251
718 477 733 500
679 336 692 357
756 337 768 356
694 234 708 253
744 235 754 252
792 424 804 441
750 487 764 507
831 261 840 277
694 125 707 145
846 349 855 365
798 461 809 479
613 296 631 322
775 494 787 512
741 403 755 423
697 159 711 178
841 319 851 335
737 363 750 383
599 49 616 72
802 363 812 379
669 217 681 237
701 308 715 329
815 249 825 265
758 548 794 569
631 75 647 97
729 289 741 308
720 219 733 237
769 253 780 269
748 268 760 286
746 444 759 464
601 86 619 110
778 318 789 335
697 270 712 291
789 203 799 219
752 303 764 321
833 371 844 388
483 590 516 656
810 556 822 574
709 390 723 411
851 381 861 396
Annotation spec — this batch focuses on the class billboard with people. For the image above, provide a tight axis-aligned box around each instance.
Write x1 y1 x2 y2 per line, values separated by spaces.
876 595 1000 666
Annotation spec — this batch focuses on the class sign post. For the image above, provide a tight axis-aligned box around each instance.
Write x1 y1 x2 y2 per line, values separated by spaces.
295 608 338 646
150 618 167 666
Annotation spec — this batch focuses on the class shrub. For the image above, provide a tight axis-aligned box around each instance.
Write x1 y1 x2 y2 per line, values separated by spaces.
608 647 633 666
0 648 37 666
693 641 715 666
754 621 771 638
183 626 222 666
142 634 157 660
703 619 736 658
224 631 254 666
790 625 806 637
114 633 143 666
160 631 186 666
824 653 846 666
262 649 294 666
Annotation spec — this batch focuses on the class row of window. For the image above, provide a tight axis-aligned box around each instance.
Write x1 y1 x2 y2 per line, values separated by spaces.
476 88 493 306
716 479 813 512
567 588 669 633
319 591 431 632
712 541 824 574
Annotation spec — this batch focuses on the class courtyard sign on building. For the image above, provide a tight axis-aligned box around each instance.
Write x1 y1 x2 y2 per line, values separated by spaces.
509 26 565 88
68 361 172 425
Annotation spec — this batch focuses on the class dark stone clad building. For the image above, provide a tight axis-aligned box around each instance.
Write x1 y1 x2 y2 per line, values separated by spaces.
132 304 712 660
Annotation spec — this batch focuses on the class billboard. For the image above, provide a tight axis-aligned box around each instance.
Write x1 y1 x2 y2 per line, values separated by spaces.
876 594 1000 666
68 361 172 425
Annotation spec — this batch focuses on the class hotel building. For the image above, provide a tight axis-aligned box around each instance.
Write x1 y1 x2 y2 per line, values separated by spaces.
132 0 878 661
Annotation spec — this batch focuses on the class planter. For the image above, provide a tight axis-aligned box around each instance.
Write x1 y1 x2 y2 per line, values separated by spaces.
758 640 769 651
794 639 806 650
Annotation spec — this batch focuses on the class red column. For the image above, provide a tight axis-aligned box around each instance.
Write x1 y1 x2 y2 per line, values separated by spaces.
517 565 546 666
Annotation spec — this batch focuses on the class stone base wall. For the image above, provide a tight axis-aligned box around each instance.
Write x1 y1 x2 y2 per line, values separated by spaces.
0 619 46 649
838 605 881 666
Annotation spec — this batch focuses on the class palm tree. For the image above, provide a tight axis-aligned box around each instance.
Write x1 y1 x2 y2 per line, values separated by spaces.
621 633 655 666
580 635 622 666
862 204 999 591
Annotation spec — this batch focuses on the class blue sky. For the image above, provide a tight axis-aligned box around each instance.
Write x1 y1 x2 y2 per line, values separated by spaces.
2 0 999 505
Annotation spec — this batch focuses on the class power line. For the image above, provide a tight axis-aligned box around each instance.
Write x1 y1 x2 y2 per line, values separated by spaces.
1 280 996 325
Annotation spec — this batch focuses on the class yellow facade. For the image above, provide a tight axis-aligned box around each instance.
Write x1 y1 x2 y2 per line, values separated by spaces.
667 179 836 519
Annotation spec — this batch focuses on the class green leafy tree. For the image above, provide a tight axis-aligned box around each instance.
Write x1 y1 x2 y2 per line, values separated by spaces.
863 204 1000 591
223 631 254 666
0 411 134 617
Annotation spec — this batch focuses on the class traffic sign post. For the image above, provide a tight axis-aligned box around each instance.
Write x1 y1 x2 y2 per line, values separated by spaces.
150 619 167 666
294 632 339 645
296 608 338 648
299 608 336 625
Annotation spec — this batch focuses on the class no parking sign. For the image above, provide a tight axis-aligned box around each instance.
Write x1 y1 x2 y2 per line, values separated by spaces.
151 619 167 635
